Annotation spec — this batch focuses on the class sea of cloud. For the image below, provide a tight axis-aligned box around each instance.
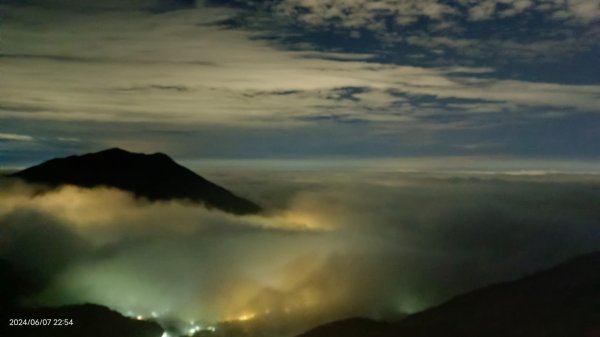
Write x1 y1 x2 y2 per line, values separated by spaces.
1 171 599 336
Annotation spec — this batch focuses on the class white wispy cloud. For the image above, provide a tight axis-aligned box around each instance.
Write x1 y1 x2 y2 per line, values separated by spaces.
1 0 599 160
0 133 35 141
2 4 598 130
404 35 599 62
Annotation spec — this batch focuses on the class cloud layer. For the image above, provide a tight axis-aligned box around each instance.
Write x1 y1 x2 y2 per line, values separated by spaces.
1 0 599 162
1 171 599 336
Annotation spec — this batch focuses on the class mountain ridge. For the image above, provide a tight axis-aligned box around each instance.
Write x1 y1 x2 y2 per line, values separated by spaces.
9 148 261 215
1 303 162 337
297 250 600 337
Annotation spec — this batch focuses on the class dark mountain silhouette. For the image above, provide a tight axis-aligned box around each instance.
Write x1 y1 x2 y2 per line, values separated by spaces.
296 318 394 337
298 251 600 337
0 258 35 316
1 303 162 337
0 260 161 337
9 148 261 215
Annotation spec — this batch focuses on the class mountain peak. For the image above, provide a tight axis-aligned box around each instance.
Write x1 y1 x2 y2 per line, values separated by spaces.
10 148 261 215
87 148 175 164
98 147 129 154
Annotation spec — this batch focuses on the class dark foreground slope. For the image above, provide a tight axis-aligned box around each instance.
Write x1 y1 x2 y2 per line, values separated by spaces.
10 148 261 215
0 259 161 337
296 318 394 337
298 251 600 337
1 304 162 337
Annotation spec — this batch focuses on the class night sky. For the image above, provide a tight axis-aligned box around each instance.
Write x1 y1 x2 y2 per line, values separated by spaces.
1 0 599 167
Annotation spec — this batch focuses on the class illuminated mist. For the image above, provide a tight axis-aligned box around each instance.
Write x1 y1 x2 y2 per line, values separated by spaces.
1 171 599 337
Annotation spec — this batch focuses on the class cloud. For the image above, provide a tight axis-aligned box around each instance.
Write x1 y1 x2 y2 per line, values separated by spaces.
271 0 599 27
404 35 599 62
3 2 598 127
567 0 600 23
3 18 598 128
0 133 34 141
274 0 457 29
464 0 534 21
1 172 599 336
231 0 600 66
1 0 197 11
1 0 599 161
